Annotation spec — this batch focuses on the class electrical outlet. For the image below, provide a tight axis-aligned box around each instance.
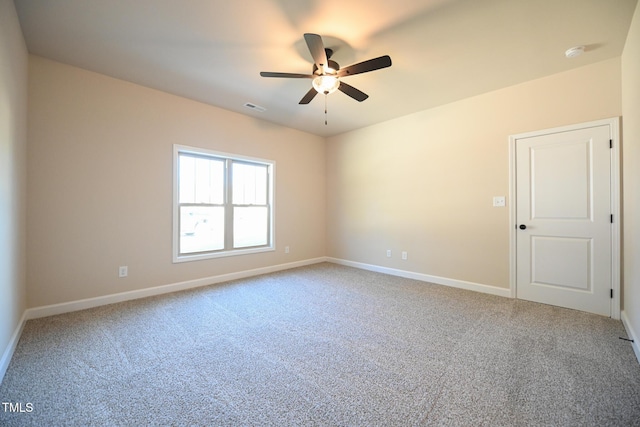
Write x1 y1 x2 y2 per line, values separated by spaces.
285 246 290 254
401 251 408 260
493 196 506 207
386 249 392 258
118 266 128 278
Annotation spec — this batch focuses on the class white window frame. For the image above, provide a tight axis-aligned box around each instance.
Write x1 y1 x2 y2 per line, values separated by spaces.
173 144 275 263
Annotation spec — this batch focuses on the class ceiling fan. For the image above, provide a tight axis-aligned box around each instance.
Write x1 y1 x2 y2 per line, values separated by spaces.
260 33 392 105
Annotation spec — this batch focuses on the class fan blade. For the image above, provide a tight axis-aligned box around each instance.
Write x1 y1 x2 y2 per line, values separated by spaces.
260 72 314 78
337 55 392 77
304 33 328 70
299 88 318 104
338 82 369 102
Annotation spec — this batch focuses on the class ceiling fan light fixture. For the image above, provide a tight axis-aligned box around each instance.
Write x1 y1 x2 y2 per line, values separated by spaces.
312 75 340 94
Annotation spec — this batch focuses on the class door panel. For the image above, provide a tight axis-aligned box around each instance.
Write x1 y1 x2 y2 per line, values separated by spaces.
532 141 591 220
531 236 591 291
516 125 611 316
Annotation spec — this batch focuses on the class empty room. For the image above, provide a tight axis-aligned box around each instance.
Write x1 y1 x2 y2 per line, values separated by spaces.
2 0 640 425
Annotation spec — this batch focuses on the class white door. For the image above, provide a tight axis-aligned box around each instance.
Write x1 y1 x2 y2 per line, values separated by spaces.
515 124 612 316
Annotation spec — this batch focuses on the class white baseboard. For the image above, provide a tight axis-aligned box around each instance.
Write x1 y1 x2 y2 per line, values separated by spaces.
0 256 517 384
0 311 27 384
326 257 511 298
24 257 510 322
621 310 640 365
1 257 326 384
4 257 634 383
25 257 328 320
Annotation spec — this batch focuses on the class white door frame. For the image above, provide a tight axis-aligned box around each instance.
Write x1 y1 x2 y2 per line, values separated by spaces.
509 117 621 319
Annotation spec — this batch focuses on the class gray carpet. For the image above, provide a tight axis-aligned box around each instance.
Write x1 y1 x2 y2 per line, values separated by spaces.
1 263 639 426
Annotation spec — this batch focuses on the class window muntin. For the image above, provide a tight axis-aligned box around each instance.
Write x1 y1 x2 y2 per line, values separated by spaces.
174 146 274 262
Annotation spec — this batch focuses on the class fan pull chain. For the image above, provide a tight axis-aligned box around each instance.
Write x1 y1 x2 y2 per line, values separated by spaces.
324 92 328 125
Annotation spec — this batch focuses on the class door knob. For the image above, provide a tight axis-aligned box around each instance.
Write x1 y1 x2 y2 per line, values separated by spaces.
519 224 527 230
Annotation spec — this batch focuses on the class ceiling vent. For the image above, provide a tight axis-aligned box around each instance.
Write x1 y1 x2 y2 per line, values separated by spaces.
243 102 266 113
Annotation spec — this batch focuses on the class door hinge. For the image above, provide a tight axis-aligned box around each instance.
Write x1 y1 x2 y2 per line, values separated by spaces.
611 289 614 299
611 214 614 223
610 139 613 149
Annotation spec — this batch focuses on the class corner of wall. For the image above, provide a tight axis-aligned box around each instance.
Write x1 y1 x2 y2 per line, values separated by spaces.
621 0 640 365
0 0 29 384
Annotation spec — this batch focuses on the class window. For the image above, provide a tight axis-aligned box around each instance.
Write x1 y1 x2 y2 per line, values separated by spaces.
173 145 274 262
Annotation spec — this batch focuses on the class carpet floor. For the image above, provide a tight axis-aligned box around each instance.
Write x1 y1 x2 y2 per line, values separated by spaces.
1 263 639 426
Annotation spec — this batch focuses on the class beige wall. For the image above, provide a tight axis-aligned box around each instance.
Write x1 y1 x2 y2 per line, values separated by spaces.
0 0 28 371
622 3 640 346
326 58 621 289
27 56 326 307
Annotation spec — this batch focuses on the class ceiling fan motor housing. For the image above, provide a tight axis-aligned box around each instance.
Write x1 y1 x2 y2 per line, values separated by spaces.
313 59 340 75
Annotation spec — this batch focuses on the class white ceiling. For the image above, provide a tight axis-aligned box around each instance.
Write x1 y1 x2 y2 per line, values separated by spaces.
14 0 638 137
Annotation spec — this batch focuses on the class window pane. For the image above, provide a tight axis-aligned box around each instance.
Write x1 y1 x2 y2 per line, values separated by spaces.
179 155 224 204
180 206 224 253
233 206 268 248
232 163 267 205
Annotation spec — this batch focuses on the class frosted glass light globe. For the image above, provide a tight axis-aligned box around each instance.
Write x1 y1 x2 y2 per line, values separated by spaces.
312 75 340 94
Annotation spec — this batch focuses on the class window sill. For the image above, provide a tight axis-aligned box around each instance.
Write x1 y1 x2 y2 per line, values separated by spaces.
173 245 275 263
